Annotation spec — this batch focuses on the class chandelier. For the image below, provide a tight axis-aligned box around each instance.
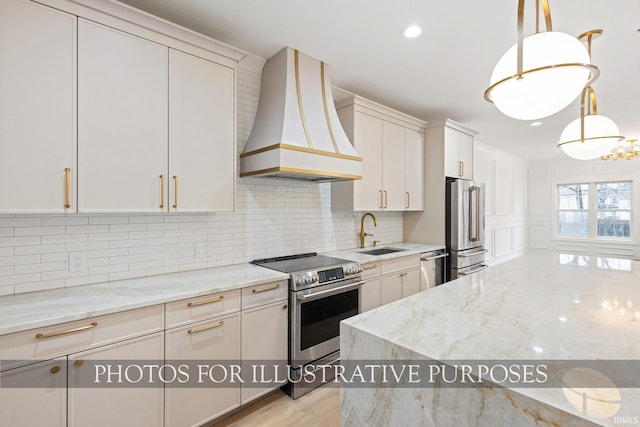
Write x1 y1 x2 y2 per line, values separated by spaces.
557 30 624 160
484 0 599 120
602 139 640 161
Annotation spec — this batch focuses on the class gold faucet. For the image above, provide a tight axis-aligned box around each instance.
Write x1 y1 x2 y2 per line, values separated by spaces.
359 212 378 248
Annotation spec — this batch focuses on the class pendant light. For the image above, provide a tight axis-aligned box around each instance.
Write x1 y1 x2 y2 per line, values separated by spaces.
557 30 624 160
484 0 599 120
602 139 640 161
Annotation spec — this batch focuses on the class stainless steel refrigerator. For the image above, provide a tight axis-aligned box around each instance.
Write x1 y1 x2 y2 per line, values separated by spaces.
446 178 488 280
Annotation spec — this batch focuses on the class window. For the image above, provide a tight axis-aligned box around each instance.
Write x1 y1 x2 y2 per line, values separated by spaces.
557 181 632 239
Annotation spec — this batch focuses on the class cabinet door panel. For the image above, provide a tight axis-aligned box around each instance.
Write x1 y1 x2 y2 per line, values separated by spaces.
382 121 406 210
458 131 474 179
380 274 402 305
443 126 460 178
401 268 421 298
78 19 167 212
404 129 423 211
0 0 76 213
68 333 164 427
0 358 66 427
361 277 381 312
241 301 288 404
353 112 383 210
165 313 241 427
169 49 234 212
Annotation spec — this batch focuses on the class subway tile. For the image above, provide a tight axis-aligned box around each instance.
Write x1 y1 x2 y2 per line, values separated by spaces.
127 230 162 239
128 215 164 224
14 244 65 255
42 270 87 281
129 260 163 270
89 216 129 225
128 245 163 255
40 253 68 263
89 264 128 275
66 274 110 288
86 257 109 268
109 238 146 248
14 226 66 236
179 262 208 272
109 224 147 232
66 241 109 252
0 254 41 267
0 284 14 296
0 236 40 247
147 223 180 231
0 247 14 257
0 217 41 227
109 254 146 265
109 269 146 281
146 265 179 276
88 232 129 242
14 262 66 274
66 225 109 234
41 234 86 244
15 279 66 294
0 266 14 277
0 272 40 286
0 228 13 237
88 248 128 259
42 216 89 226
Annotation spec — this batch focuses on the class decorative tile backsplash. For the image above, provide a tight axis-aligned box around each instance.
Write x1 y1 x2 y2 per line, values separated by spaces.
0 61 403 296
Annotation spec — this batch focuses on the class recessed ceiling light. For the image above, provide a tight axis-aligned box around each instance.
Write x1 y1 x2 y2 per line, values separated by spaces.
531 121 543 127
533 346 544 353
558 316 568 322
404 25 422 39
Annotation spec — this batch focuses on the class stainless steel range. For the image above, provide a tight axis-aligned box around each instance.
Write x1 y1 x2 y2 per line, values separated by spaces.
251 253 363 399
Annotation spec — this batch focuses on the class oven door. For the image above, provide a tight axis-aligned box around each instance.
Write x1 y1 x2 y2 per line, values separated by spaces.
291 277 362 368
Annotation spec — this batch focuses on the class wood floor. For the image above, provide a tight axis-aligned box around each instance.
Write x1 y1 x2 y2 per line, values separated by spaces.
212 385 340 427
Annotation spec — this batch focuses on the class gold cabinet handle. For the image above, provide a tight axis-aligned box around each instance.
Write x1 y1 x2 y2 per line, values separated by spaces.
188 320 224 334
172 175 178 209
383 190 388 208
64 168 71 209
159 175 165 209
363 264 378 270
35 322 97 340
74 360 84 368
406 192 410 209
282 304 288 310
187 295 224 307
252 283 280 294
50 365 61 374
379 190 383 209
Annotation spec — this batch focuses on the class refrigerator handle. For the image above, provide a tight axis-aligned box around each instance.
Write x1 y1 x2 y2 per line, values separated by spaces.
469 186 480 242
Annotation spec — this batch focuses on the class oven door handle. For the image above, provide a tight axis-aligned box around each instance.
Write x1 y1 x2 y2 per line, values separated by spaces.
296 280 364 302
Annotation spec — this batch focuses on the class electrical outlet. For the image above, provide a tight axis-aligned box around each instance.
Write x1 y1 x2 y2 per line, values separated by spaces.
195 243 209 259
69 252 87 272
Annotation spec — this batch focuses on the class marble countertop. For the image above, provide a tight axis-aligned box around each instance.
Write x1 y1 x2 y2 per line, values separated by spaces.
324 242 445 263
341 249 640 426
0 263 288 335
0 242 439 336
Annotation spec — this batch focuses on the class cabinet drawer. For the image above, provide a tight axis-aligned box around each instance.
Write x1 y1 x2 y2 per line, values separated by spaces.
165 289 240 329
361 262 381 280
0 305 164 366
381 254 420 275
241 280 288 310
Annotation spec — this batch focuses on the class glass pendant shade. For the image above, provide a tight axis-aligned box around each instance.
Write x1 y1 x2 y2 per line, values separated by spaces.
558 115 623 160
487 32 592 120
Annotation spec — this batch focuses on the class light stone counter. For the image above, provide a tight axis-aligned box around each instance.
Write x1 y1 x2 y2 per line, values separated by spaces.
340 249 640 426
324 242 445 263
0 264 288 335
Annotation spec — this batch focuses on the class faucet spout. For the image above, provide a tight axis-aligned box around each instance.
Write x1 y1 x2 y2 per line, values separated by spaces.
359 212 378 248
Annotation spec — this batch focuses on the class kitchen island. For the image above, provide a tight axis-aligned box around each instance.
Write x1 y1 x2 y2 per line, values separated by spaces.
340 250 640 426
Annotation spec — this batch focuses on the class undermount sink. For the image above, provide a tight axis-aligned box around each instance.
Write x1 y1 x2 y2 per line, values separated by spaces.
359 247 407 256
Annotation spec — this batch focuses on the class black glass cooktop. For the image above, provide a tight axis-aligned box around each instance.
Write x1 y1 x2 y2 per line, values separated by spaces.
251 253 353 274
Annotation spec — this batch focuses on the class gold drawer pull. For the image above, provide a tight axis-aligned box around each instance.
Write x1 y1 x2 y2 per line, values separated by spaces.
252 283 280 294
172 175 178 209
35 322 97 340
187 295 224 307
159 174 165 209
74 360 84 368
64 168 71 209
282 304 288 310
50 365 61 374
188 320 224 334
363 264 378 270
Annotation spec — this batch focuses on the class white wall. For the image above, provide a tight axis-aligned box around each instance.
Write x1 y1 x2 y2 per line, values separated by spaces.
529 157 640 259
474 142 530 264
0 57 403 296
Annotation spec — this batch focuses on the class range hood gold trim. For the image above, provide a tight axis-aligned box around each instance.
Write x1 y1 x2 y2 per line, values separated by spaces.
294 50 313 148
321 61 340 153
239 166 361 180
239 143 362 161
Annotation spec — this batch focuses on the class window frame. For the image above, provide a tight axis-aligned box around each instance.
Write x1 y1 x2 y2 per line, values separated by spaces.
554 180 633 241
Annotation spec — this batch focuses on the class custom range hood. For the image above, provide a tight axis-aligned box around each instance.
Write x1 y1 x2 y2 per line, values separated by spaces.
240 47 362 182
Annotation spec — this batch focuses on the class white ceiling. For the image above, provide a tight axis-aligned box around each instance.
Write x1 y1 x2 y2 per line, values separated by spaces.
119 0 640 161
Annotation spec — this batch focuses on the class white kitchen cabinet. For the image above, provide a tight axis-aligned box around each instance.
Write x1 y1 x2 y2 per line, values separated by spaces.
401 268 421 297
168 49 235 212
0 0 76 213
360 261 382 312
380 273 403 306
365 255 420 307
165 312 241 427
443 124 474 180
241 299 288 404
332 95 425 212
404 128 424 210
78 19 168 213
68 333 165 427
0 358 66 427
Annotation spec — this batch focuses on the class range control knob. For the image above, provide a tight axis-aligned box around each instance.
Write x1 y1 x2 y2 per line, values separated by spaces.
304 276 312 284
296 277 304 286
357 265 363 273
313 274 319 282
345 267 351 275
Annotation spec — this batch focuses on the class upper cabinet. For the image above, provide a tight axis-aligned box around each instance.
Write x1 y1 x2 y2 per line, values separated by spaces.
439 121 475 180
0 0 77 213
331 96 425 212
1 0 243 213
78 19 168 213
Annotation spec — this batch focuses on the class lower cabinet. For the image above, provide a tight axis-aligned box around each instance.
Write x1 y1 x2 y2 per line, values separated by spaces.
165 312 241 427
360 261 382 313
0 358 67 427
68 332 165 427
364 255 421 308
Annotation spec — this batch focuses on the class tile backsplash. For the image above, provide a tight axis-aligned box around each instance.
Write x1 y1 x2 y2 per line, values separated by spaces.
0 60 402 296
